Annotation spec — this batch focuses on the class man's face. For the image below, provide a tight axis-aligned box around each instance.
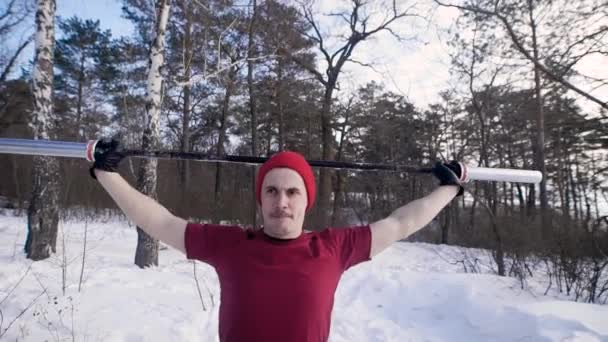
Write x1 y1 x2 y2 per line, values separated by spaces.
260 168 308 239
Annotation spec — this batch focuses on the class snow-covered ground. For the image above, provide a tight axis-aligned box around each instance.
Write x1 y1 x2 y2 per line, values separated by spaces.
1 210 607 341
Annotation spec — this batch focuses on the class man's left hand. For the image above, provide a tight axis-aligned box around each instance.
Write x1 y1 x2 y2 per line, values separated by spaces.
431 161 465 196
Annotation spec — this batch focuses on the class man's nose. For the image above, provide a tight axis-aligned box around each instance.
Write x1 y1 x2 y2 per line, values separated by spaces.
276 191 289 208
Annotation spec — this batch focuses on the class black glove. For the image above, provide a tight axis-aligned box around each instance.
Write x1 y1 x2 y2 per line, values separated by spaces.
431 160 465 196
89 138 125 180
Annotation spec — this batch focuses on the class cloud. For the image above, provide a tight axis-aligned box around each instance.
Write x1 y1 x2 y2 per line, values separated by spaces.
310 1 459 109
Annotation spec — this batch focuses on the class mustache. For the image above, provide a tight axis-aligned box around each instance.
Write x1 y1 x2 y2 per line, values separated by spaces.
270 210 293 218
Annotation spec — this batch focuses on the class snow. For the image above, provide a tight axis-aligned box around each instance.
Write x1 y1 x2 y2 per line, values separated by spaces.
1 210 607 341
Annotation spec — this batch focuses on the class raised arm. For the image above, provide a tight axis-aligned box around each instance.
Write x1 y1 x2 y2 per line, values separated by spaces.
369 162 464 258
91 139 187 254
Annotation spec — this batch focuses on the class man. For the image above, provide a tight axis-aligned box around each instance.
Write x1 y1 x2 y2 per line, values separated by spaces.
90 139 465 342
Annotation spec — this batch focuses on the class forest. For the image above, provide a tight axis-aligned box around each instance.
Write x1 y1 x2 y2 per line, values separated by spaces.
0 0 606 304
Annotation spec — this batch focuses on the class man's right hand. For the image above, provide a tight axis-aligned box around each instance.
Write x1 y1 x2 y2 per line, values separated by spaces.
89 138 125 179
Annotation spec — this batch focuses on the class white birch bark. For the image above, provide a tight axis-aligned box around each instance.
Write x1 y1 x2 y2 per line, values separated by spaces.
30 0 55 140
135 0 171 268
26 0 60 261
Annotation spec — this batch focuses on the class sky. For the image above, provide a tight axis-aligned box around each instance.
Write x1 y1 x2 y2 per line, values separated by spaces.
56 0 134 36
4 0 606 115
48 0 458 109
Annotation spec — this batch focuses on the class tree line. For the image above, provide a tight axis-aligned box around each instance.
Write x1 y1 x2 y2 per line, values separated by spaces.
0 0 606 303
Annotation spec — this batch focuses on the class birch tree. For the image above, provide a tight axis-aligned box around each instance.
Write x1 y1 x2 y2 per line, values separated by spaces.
135 0 171 268
25 0 59 261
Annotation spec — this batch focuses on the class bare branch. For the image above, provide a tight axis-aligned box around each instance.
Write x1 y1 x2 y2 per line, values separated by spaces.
0 263 33 307
0 34 33 83
0 263 44 339
0 0 31 38
293 0 421 96
349 0 361 33
300 3 332 65
383 26 415 42
435 0 608 110
216 17 239 72
362 2 421 37
191 0 209 11
0 0 17 23
292 57 327 85
192 261 207 311
183 54 279 87
560 26 608 62
329 44 351 68
327 11 352 26
345 58 381 74
0 290 45 339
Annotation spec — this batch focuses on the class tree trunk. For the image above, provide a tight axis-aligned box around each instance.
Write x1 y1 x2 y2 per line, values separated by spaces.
247 0 258 157
306 110 312 157
10 156 21 210
575 153 584 220
251 166 258 228
440 203 452 244
468 184 478 231
489 180 505 275
492 221 506 276
213 161 223 223
179 0 192 188
528 0 549 237
27 157 60 260
556 128 568 219
247 0 258 229
76 52 85 139
276 59 285 151
214 65 237 222
568 154 579 221
135 0 171 268
316 85 335 229
564 152 571 218
266 119 272 155
26 0 60 261
331 108 350 225
331 173 343 226
180 82 191 181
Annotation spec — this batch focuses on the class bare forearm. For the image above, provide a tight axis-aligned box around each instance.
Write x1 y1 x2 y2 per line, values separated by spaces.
390 186 459 239
96 171 165 228
94 170 186 252
371 163 463 257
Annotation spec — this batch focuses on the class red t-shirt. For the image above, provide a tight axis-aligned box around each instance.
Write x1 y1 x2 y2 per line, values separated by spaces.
185 223 372 342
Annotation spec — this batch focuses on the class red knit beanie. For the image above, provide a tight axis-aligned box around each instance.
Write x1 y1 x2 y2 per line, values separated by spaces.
256 151 316 211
